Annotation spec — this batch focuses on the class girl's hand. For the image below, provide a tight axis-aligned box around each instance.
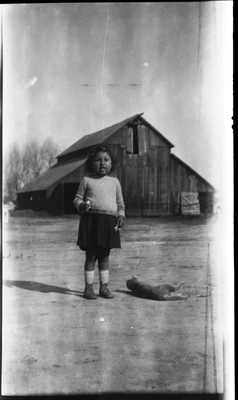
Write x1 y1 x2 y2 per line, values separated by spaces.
79 201 91 212
116 216 124 229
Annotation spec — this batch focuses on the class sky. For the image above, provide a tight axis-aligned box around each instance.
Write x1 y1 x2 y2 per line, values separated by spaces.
2 2 233 191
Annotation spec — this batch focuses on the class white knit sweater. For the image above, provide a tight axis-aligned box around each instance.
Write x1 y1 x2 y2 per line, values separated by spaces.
73 175 125 218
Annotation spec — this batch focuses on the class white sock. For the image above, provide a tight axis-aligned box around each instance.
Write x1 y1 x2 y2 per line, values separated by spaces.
99 270 109 285
84 270 94 285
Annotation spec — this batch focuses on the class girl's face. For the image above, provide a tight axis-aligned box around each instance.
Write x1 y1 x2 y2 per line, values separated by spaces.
92 151 112 176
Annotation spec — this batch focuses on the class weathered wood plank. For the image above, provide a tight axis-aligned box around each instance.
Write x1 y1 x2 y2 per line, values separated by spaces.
138 125 148 154
149 129 170 148
181 192 200 214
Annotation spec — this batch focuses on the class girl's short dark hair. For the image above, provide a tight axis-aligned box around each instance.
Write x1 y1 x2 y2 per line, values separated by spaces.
85 144 117 173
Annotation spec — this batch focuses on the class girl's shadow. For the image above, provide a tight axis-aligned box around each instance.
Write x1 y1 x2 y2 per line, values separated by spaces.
4 279 84 297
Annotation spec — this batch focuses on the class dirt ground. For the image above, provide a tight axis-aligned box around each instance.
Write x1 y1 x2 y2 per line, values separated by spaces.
2 212 225 396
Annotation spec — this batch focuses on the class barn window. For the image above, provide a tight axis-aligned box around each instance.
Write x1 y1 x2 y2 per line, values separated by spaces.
126 124 139 154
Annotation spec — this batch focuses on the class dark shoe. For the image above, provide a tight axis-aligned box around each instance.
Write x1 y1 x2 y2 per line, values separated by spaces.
99 283 114 298
84 283 97 300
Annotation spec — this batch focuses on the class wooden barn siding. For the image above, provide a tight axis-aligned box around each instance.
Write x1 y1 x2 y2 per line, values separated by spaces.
196 179 214 192
149 128 171 148
170 158 197 192
138 125 148 154
143 147 170 214
105 124 170 154
106 127 171 215
169 157 213 193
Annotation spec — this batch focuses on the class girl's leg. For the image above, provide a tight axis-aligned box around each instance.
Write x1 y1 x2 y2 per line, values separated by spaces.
84 249 98 300
98 247 114 298
98 247 110 271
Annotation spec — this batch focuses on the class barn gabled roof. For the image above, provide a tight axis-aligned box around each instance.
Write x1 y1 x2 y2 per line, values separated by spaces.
57 113 174 159
17 156 87 193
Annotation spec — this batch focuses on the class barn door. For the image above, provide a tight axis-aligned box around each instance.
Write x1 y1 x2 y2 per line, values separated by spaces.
181 192 200 214
124 165 142 216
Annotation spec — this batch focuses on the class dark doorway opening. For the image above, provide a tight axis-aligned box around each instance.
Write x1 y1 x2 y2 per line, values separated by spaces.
63 183 79 214
126 123 139 154
198 192 214 214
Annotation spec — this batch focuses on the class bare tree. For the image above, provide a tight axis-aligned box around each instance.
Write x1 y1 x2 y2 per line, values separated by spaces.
4 137 61 203
4 142 23 202
40 137 60 169
22 139 45 179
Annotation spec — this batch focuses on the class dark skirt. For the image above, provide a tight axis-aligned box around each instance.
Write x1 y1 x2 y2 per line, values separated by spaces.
77 213 121 251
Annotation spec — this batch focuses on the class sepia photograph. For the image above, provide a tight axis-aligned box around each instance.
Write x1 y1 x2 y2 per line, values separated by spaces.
2 2 233 398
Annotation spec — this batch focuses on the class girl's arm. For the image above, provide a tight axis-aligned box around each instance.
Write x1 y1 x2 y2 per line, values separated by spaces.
116 180 125 226
73 177 88 212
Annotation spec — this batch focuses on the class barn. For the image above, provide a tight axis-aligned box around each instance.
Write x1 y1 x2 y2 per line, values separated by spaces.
16 113 216 216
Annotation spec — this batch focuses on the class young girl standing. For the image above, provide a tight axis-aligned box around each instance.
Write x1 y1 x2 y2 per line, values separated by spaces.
73 144 125 300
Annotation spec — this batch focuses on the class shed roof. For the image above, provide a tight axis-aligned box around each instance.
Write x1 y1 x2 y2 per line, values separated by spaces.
57 113 174 158
17 156 87 193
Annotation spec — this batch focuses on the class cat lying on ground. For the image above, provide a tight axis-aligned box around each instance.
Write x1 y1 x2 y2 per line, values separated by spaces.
126 276 190 301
